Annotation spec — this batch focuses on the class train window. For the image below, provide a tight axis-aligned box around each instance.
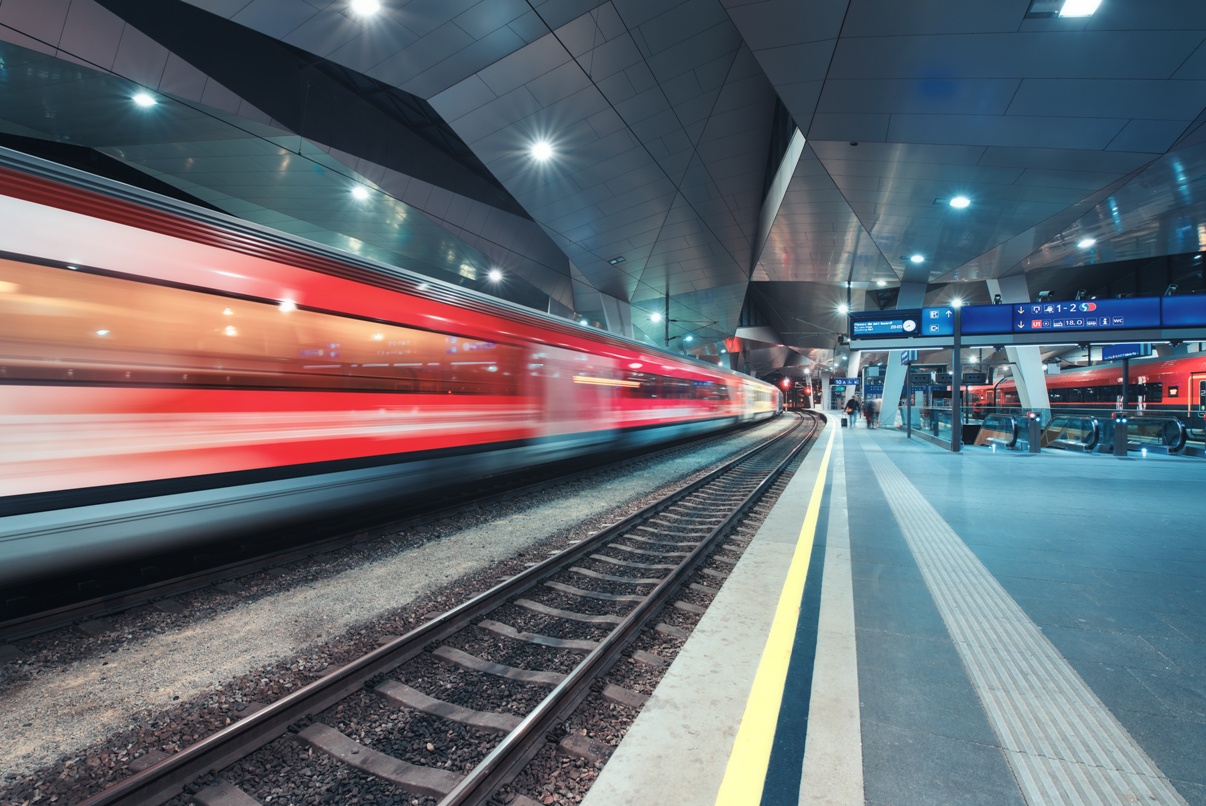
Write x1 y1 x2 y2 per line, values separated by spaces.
1143 382 1163 403
0 258 523 395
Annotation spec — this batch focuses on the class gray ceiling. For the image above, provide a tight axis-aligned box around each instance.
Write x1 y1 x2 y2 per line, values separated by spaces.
2 0 1206 376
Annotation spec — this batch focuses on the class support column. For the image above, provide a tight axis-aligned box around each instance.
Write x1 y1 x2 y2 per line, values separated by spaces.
986 277 1050 413
844 351 862 407
879 282 928 428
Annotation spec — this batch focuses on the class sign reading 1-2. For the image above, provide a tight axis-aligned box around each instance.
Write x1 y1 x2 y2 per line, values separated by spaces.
1012 298 1160 333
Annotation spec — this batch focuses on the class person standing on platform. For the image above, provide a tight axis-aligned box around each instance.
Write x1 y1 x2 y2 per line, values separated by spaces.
846 395 861 425
864 397 877 428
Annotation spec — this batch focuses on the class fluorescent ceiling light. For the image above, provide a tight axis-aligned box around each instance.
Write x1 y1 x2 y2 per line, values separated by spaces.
1060 0 1101 16
1077 238 1096 248
132 92 157 107
949 196 971 209
1025 0 1101 18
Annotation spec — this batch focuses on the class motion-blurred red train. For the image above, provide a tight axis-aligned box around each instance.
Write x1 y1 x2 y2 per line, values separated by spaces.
0 149 780 585
968 355 1206 435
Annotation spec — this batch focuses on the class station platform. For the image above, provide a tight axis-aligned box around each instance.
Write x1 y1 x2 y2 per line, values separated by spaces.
582 414 1206 806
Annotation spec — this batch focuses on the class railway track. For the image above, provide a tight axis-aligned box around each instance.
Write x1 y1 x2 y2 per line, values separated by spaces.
73 411 820 806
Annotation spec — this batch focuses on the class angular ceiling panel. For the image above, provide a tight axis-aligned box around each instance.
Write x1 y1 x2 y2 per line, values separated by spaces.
1 0 1205 380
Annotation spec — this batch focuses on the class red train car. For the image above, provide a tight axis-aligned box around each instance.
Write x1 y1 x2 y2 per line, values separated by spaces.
968 354 1206 435
0 149 779 584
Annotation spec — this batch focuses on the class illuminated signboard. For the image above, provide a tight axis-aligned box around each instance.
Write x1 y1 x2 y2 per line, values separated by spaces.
850 310 922 338
921 307 954 336
851 295 1198 341
1101 343 1150 361
1161 296 1206 328
1011 298 1159 334
830 377 860 386
961 304 1013 335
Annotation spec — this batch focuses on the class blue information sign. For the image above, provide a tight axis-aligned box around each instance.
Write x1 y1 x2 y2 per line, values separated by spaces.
1101 343 1150 361
921 307 954 336
850 310 922 338
1161 296 1206 328
1011 298 1160 334
960 303 1013 335
830 377 860 387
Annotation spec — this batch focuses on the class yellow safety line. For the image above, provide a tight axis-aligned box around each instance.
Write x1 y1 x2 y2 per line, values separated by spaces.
714 424 836 805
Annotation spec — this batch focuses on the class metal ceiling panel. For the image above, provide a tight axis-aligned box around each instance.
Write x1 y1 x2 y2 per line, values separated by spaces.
6 0 1206 372
229 0 320 41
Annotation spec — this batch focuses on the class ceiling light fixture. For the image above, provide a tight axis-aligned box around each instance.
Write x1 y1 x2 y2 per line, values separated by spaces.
949 196 971 209
351 185 370 201
1077 238 1096 248
909 254 925 264
487 268 503 282
876 279 887 287
837 303 850 315
531 141 554 161
1059 0 1101 16
1025 0 1101 18
132 92 157 107
608 256 626 265
349 0 381 15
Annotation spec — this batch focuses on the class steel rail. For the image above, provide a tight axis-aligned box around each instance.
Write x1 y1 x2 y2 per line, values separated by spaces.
438 413 820 805
77 413 811 806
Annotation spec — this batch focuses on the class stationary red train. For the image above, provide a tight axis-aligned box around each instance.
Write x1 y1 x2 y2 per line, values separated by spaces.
0 149 779 584
968 354 1206 435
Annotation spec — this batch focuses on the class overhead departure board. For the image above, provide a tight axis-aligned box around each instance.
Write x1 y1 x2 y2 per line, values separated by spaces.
850 310 921 338
850 293 1199 342
1162 295 1206 328
1011 298 1160 333
960 304 1013 335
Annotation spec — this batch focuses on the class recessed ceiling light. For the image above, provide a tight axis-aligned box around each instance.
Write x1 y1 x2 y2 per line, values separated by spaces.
1059 0 1101 16
351 185 370 201
608 256 626 264
837 303 850 314
876 279 887 287
487 268 503 282
909 254 925 264
1025 0 1100 18
950 196 971 209
349 0 381 15
650 311 663 323
132 92 157 107
531 141 554 161
1077 238 1096 248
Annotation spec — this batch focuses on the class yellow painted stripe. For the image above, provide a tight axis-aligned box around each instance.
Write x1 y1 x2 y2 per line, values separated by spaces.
714 424 837 805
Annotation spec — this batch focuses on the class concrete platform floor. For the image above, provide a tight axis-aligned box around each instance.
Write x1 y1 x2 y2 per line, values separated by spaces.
582 415 1206 805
